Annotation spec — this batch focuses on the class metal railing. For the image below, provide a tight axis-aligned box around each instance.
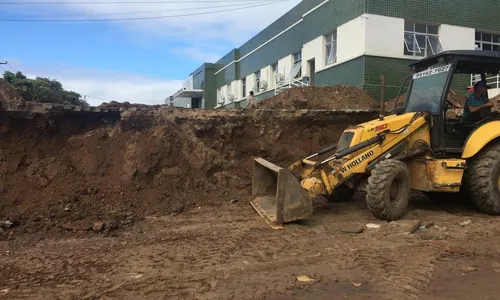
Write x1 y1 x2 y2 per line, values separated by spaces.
275 76 307 95
471 74 500 89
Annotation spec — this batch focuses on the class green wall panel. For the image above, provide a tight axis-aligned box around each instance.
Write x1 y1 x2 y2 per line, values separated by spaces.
315 56 365 87
215 63 237 88
238 0 324 57
302 0 366 42
239 27 303 77
215 49 238 72
366 0 500 32
204 66 217 109
363 56 415 101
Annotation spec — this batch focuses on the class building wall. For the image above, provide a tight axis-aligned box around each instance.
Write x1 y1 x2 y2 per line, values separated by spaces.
202 0 500 108
366 0 500 32
315 56 365 87
363 56 414 101
439 25 475 51
334 15 366 67
364 14 405 58
203 65 217 109
302 36 323 76
214 0 367 88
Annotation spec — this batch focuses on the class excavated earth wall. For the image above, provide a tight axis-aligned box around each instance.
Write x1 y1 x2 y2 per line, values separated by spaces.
0 106 378 236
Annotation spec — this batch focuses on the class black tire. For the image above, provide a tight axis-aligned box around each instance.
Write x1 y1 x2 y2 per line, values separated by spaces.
466 143 500 214
366 159 411 221
324 184 356 203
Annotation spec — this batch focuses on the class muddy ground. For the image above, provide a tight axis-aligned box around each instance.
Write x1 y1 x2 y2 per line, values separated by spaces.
2 193 500 300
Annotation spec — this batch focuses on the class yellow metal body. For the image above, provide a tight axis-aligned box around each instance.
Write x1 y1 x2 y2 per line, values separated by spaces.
409 158 466 192
462 120 500 158
251 110 500 228
301 112 430 197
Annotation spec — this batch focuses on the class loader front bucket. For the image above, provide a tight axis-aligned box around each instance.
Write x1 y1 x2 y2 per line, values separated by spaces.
251 157 313 229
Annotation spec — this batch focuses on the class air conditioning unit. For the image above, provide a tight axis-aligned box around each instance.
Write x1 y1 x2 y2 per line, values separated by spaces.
276 73 285 84
260 80 268 91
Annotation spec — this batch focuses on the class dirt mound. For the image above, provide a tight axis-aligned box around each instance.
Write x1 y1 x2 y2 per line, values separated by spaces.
0 108 376 236
254 85 378 110
385 90 467 111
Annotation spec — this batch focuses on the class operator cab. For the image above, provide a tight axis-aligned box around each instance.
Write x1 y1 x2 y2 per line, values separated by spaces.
399 50 500 154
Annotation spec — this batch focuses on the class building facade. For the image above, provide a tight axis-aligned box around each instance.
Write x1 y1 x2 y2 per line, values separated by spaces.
169 0 500 109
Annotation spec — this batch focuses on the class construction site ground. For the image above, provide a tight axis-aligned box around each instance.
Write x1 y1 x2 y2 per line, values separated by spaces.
2 82 500 299
3 194 500 300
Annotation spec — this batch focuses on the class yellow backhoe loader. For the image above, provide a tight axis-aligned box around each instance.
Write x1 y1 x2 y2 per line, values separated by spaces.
251 50 500 228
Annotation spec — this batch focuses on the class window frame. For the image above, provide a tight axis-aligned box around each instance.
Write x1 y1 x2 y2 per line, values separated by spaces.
325 30 337 65
291 52 302 78
404 21 442 57
255 70 261 91
475 31 500 51
242 78 246 98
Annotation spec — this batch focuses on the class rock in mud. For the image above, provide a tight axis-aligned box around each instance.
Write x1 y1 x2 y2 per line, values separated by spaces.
93 222 105 232
341 223 365 234
0 221 13 229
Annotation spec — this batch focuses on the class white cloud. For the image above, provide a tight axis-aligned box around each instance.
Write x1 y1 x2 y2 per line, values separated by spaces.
171 46 222 63
5 59 181 106
3 0 303 105
6 0 302 50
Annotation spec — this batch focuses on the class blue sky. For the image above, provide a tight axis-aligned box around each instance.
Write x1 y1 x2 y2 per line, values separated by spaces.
0 0 301 105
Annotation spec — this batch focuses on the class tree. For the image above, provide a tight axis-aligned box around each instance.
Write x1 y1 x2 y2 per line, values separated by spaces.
2 71 89 106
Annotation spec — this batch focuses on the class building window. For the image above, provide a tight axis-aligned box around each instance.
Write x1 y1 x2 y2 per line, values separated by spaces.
290 52 302 78
475 31 500 51
325 31 337 65
242 78 246 98
255 70 261 92
404 21 442 57
272 63 278 73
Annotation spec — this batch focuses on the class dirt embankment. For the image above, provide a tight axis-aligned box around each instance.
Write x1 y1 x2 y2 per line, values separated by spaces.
254 86 378 110
0 105 377 236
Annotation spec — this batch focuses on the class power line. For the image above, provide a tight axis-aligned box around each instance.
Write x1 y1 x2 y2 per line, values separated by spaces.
1 0 279 4
0 0 287 21
17 1 271 17
0 59 18 73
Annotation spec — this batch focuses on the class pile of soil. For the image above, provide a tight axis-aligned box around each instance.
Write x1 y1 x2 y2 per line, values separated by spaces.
447 90 467 108
0 107 376 236
254 86 378 110
385 90 466 111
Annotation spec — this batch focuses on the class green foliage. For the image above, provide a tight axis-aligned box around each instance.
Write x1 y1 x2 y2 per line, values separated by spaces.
2 71 88 106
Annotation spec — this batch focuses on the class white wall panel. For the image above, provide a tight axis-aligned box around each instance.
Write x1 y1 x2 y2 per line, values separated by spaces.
439 24 475 51
365 14 404 58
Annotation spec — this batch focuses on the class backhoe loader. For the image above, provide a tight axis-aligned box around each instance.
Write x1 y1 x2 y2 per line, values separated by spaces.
251 50 500 228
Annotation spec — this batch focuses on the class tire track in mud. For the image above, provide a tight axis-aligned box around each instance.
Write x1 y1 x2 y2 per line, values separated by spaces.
351 241 445 300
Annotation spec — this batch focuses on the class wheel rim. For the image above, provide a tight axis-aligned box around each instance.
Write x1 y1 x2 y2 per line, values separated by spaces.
390 177 402 206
